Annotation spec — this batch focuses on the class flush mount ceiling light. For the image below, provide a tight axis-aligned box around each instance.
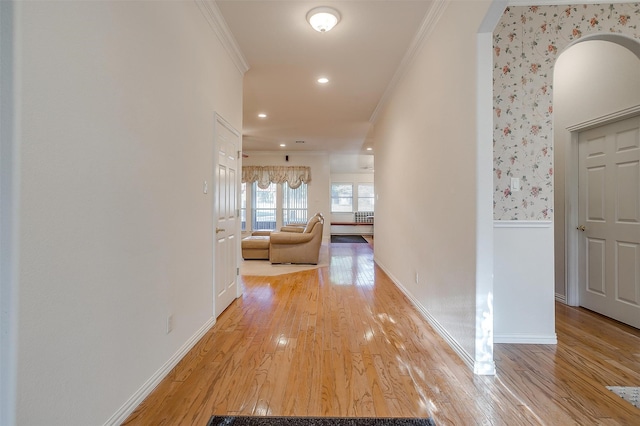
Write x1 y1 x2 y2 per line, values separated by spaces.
306 7 340 33
258 113 267 118
317 77 329 84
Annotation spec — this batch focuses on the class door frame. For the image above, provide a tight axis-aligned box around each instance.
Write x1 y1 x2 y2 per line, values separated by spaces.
212 112 242 317
565 105 640 306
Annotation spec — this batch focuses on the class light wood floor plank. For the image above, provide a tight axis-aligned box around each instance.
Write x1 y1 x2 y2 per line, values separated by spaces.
124 240 640 425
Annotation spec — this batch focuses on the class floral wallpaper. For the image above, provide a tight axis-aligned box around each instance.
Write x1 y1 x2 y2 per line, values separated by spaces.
493 3 640 220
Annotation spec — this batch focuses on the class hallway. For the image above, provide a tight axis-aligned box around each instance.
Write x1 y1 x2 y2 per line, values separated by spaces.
124 241 640 425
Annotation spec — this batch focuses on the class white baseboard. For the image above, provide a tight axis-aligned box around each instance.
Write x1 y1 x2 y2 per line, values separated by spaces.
374 257 477 372
555 293 567 304
104 317 217 426
494 333 558 344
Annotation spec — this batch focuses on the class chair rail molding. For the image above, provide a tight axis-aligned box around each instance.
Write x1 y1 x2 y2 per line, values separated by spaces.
494 220 552 228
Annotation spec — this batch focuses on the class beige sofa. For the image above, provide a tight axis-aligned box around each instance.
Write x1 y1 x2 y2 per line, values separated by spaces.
269 213 324 264
240 213 324 264
240 235 270 260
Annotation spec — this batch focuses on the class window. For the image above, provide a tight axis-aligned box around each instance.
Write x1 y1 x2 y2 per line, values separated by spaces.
331 183 353 212
357 183 375 212
252 183 277 230
282 183 308 225
246 182 308 230
240 182 247 231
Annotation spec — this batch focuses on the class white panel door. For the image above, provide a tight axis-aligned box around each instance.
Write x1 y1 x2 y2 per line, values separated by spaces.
578 115 640 328
214 115 240 317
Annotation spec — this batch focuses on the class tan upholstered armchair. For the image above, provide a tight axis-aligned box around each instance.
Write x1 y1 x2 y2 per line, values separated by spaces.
269 213 324 264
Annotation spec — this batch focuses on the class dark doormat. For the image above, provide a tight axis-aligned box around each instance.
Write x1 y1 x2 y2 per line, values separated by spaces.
331 235 368 244
208 417 436 426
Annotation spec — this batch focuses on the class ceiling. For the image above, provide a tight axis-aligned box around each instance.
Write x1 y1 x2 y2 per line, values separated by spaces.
216 0 436 157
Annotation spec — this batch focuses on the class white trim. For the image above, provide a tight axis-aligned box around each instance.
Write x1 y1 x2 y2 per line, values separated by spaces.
555 293 567 304
373 258 483 374
565 106 640 307
369 0 448 123
566 105 640 133
565 130 580 306
494 334 558 344
475 4 504 375
213 112 242 311
494 220 552 228
195 0 249 75
103 317 216 426
480 1 507 33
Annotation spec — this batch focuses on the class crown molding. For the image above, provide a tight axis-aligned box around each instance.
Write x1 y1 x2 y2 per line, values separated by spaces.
242 150 329 157
369 0 449 124
195 0 249 75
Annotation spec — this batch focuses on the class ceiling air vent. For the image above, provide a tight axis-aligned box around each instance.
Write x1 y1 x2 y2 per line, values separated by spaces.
295 140 305 144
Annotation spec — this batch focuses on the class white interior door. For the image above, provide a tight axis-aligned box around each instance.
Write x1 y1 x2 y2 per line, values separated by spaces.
578 114 640 328
214 114 240 317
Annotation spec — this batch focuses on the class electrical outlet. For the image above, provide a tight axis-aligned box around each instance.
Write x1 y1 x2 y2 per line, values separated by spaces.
166 315 173 334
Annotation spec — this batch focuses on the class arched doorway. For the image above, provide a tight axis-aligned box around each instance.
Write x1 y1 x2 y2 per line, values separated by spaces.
491 4 640 342
555 35 640 327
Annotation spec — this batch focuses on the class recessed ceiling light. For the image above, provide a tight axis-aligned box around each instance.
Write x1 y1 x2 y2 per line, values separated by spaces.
280 143 286 147
366 147 373 151
258 113 267 118
307 7 340 33
317 77 329 84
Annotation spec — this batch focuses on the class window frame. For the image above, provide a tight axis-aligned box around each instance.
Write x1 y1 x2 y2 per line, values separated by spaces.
245 181 309 231
282 183 308 226
251 182 277 231
331 183 354 213
357 183 375 212
240 182 247 231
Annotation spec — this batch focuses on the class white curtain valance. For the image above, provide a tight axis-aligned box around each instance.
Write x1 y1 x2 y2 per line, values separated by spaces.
242 166 312 189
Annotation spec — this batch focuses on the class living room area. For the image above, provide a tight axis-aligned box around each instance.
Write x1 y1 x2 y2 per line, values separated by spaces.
240 152 374 266
240 150 375 233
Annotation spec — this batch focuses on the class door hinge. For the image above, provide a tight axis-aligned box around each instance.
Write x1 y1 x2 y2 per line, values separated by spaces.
237 267 240 276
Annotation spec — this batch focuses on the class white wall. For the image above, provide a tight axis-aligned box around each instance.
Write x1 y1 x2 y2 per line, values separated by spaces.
494 222 556 343
329 153 374 174
14 1 243 424
554 40 640 300
242 152 331 238
0 1 19 424
373 1 492 369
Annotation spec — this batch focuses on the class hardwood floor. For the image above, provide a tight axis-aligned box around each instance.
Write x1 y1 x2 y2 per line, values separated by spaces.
124 241 640 425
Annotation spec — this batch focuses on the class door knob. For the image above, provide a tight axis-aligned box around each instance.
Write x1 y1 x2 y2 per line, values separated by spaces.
576 225 586 232
216 227 225 233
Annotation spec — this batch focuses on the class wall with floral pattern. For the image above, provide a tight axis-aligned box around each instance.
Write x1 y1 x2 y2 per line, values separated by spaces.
493 3 640 220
